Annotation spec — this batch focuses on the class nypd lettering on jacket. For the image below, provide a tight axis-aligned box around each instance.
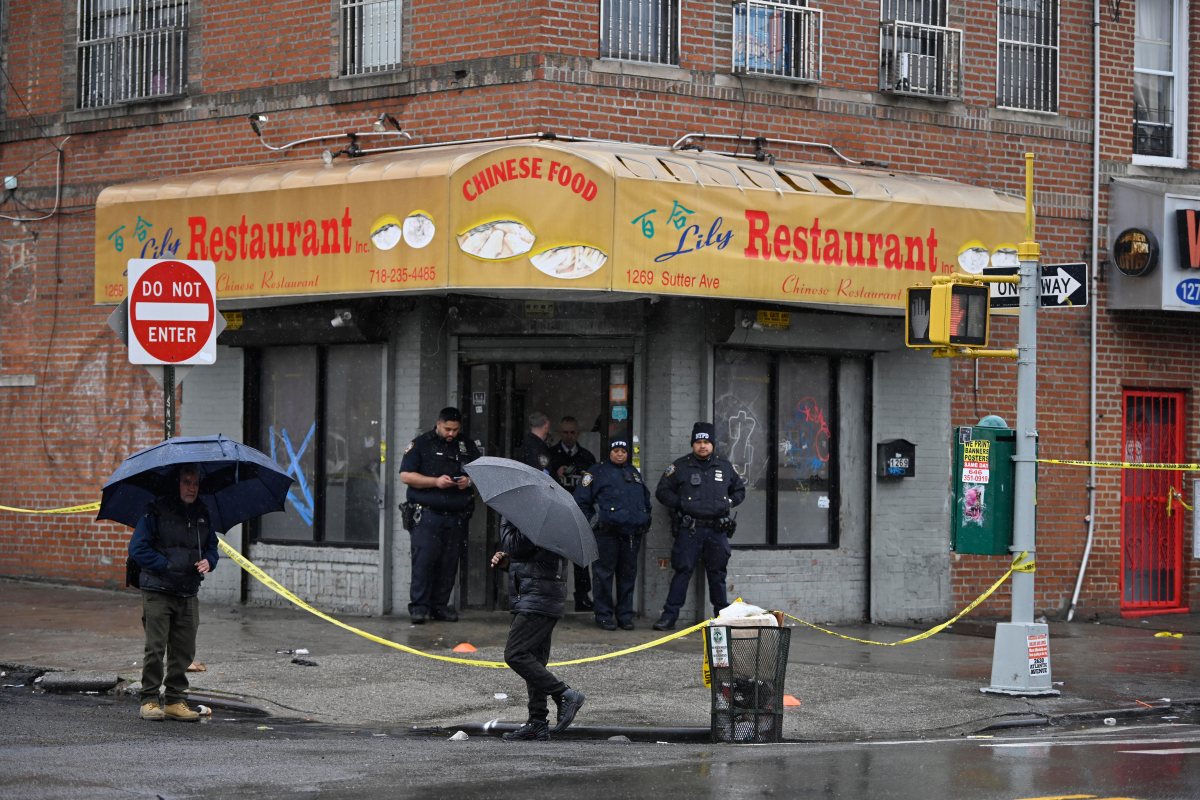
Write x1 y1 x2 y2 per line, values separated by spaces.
655 452 746 521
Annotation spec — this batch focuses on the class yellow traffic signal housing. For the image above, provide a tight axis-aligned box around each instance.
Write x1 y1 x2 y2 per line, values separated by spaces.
932 283 990 346
906 283 990 348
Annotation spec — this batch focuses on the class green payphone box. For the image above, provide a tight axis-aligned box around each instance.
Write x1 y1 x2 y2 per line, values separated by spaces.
952 424 1016 555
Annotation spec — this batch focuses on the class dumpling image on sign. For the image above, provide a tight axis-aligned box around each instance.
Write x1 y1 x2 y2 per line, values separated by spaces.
457 220 535 261
991 244 1019 269
403 212 435 249
957 240 990 274
370 214 403 251
530 245 608 279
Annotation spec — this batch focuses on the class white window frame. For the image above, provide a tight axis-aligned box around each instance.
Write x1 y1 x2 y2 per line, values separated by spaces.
995 0 1059 113
600 0 679 66
1133 0 1188 168
340 0 402 77
731 0 823 83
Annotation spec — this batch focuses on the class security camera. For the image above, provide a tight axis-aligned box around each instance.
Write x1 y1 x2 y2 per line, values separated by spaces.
330 310 352 328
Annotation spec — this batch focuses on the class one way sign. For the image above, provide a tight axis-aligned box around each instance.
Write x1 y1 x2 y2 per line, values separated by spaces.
985 262 1088 309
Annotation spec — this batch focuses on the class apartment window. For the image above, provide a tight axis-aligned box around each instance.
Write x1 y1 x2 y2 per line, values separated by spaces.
253 344 386 545
600 0 678 65
879 0 962 99
732 0 822 83
714 349 848 547
341 0 402 76
1134 0 1188 165
76 0 188 109
997 0 1057 111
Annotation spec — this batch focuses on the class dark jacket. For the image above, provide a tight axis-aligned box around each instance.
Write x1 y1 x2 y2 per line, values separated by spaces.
655 452 746 521
500 520 566 618
574 459 652 532
520 432 553 474
128 495 219 597
549 441 596 491
400 429 481 512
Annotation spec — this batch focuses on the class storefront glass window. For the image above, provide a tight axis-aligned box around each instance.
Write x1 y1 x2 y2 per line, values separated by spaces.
255 344 385 545
715 348 837 547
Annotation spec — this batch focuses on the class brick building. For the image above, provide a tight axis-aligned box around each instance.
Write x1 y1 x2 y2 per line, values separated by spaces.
0 1 1195 623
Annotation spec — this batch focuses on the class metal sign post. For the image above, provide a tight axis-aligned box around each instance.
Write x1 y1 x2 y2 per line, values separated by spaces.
983 154 1059 697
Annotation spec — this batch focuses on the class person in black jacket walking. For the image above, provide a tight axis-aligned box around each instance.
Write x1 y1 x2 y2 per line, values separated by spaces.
652 422 746 630
574 436 651 630
490 520 585 741
127 463 219 722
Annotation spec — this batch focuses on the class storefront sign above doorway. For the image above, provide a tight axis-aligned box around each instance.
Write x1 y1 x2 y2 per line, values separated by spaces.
95 138 1025 313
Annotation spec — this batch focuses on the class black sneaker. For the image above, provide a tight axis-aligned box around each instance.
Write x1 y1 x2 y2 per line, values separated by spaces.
596 617 617 631
410 610 428 625
618 619 635 631
574 598 594 612
502 720 549 741
652 614 676 631
552 688 585 734
433 609 459 622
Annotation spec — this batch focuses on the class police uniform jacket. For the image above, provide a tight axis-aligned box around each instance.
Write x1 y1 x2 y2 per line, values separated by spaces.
401 429 481 513
575 460 652 532
655 453 746 522
549 441 596 490
520 432 553 474
128 496 219 597
500 520 567 618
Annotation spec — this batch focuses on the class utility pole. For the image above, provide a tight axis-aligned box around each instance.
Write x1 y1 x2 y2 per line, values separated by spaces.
982 154 1058 696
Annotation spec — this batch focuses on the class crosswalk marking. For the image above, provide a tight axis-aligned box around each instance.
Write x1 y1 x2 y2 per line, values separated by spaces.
1120 747 1200 755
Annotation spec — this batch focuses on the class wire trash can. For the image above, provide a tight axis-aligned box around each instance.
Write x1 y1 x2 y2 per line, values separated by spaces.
706 623 791 743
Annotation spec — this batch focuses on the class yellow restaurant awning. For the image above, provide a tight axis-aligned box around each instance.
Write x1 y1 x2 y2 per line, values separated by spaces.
95 137 1026 310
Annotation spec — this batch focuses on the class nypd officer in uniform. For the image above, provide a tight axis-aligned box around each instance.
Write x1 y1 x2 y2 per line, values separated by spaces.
399 407 481 624
574 435 651 630
550 416 597 612
652 421 746 630
520 411 554 476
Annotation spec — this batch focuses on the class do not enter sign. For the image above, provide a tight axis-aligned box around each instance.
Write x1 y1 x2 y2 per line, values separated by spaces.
127 259 217 365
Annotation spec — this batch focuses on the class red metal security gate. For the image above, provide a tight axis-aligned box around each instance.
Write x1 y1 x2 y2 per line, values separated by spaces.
1121 390 1188 616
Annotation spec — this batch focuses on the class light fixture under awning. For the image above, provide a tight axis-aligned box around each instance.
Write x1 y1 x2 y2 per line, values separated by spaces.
95 138 1026 311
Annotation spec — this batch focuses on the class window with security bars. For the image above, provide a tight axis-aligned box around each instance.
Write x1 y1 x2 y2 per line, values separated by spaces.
600 0 678 65
1133 0 1187 164
731 0 822 83
996 0 1058 112
76 0 188 109
879 0 962 99
341 0 402 76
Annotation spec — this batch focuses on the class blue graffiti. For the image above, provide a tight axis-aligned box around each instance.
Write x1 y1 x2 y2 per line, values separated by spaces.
269 423 316 525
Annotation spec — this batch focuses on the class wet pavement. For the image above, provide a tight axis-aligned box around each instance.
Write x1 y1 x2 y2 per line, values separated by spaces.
1 577 1197 741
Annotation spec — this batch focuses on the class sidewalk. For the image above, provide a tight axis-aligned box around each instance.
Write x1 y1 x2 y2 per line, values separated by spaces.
2 577 1197 741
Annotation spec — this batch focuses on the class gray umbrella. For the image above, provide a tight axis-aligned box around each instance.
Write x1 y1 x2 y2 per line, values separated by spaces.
463 456 598 566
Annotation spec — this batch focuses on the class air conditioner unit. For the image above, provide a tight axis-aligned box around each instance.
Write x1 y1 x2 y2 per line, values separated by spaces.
895 52 937 93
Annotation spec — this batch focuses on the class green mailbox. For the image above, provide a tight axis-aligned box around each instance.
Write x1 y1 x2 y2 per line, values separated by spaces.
952 424 1016 555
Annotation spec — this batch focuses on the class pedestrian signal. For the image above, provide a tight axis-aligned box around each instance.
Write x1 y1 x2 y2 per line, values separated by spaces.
906 284 991 348
932 283 990 346
905 287 935 347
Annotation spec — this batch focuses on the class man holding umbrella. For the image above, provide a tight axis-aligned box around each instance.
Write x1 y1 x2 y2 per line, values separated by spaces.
127 463 219 721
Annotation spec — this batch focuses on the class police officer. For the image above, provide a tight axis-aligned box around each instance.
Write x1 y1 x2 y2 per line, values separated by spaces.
652 421 746 630
550 416 597 612
520 411 553 476
575 435 651 631
399 407 481 624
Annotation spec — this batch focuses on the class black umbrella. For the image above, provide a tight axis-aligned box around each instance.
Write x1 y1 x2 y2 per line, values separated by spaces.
463 456 598 566
97 434 294 533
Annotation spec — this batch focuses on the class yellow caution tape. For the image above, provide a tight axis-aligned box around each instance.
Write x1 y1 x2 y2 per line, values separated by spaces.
1166 486 1193 518
0 501 101 515
218 538 707 668
783 552 1034 646
1037 458 1200 472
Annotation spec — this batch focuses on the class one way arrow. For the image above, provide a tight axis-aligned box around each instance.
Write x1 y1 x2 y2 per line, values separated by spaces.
1044 266 1082 305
